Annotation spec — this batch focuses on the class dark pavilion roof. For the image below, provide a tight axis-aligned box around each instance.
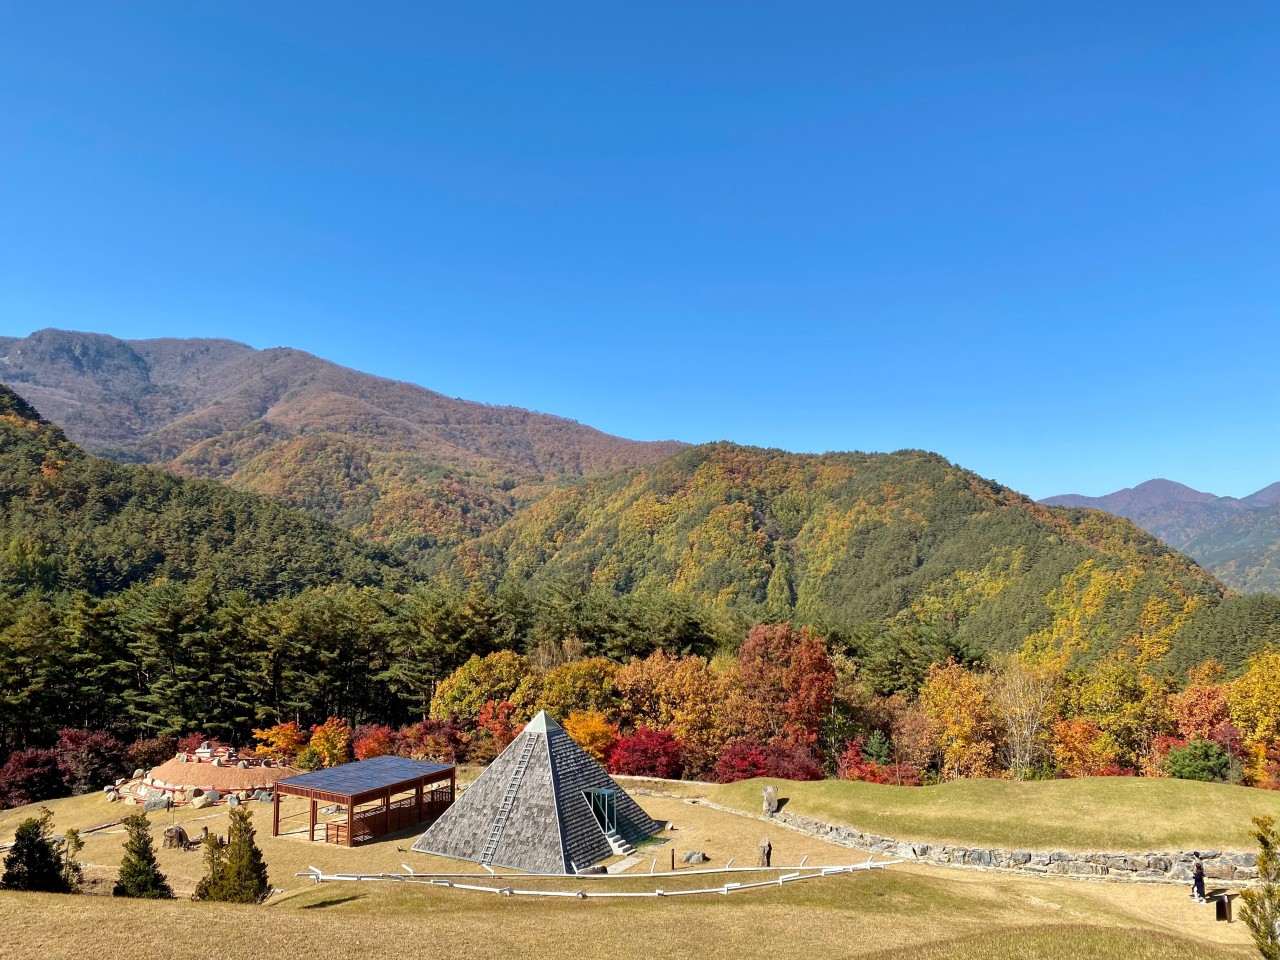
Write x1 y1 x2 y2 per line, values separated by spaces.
277 756 454 801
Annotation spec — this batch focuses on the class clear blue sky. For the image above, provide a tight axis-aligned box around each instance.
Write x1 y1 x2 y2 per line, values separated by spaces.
2 3 1277 499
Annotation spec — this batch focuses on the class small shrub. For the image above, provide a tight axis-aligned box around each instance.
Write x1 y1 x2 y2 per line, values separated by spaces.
0 748 65 809
293 746 321 772
113 812 173 899
176 732 207 754
0 808 73 893
194 806 270 904
1163 738 1237 784
55 728 125 795
836 738 921 786
125 736 178 773
608 726 683 779
713 740 821 783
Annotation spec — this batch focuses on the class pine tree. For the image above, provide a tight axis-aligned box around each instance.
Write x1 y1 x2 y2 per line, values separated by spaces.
0 808 72 893
1241 815 1280 960
112 812 173 899
193 806 270 903
60 827 84 893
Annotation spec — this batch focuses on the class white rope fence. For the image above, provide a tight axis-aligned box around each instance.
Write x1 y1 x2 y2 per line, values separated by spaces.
295 858 899 899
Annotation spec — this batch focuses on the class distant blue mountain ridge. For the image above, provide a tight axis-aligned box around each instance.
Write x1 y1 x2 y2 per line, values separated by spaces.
1042 479 1280 594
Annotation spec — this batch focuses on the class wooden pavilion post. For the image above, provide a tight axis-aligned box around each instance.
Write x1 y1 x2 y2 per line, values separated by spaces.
272 788 280 837
382 788 391 836
346 797 355 848
309 798 316 842
415 782 423 823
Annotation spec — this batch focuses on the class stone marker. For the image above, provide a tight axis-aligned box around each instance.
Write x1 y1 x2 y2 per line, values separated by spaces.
763 784 778 818
759 837 772 868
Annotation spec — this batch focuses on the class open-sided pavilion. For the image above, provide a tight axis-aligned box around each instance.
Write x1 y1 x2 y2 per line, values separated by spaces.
274 756 455 848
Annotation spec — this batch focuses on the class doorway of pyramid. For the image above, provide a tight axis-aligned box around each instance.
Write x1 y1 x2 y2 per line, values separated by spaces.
584 787 618 835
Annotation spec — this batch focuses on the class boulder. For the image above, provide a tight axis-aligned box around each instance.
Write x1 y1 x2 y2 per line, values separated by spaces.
227 794 240 807
190 795 213 810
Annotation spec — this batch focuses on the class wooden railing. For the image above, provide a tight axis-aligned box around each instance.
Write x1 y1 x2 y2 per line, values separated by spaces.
323 790 453 846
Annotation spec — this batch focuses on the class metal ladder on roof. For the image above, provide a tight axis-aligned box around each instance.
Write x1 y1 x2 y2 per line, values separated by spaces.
480 733 539 865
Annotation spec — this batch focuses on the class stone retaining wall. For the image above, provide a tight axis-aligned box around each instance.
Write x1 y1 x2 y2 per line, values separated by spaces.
633 789 1259 885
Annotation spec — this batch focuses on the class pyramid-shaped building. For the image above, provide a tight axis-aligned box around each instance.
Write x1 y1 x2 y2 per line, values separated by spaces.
411 711 660 874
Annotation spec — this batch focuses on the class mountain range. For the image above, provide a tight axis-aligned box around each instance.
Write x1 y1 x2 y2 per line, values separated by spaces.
3 327 1279 674
0 329 683 559
1043 480 1280 594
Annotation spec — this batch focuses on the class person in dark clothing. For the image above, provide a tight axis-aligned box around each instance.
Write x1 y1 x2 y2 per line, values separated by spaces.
1190 854 1207 903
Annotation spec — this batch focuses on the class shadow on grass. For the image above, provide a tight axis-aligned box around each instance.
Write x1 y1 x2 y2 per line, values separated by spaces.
300 894 366 910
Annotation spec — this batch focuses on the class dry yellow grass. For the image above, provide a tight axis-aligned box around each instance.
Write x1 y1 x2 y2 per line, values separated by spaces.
0 790 1258 960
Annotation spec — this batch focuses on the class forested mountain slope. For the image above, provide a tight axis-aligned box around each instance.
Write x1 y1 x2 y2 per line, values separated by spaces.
0 384 396 598
1043 479 1280 593
0 329 685 557
449 443 1242 668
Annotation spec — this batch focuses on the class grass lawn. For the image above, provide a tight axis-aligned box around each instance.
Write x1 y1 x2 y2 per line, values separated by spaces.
0 788 1260 960
691 776 1280 852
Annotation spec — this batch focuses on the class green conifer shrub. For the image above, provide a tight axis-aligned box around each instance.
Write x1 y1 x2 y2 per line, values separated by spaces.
112 812 173 899
193 806 270 903
0 808 73 893
1163 739 1237 783
1241 815 1280 960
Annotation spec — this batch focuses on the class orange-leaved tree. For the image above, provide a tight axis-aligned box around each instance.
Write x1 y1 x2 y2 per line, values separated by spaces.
563 710 618 764
252 722 307 763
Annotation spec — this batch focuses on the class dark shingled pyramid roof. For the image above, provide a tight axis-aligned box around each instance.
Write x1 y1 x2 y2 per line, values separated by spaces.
411 710 660 874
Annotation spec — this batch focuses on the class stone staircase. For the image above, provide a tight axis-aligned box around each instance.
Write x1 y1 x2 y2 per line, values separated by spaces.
605 829 634 857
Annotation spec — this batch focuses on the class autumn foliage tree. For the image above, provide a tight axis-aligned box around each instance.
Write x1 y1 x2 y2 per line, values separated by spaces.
919 660 998 780
731 623 834 750
252 721 307 762
353 724 399 760
1228 651 1280 786
614 650 726 777
307 717 352 769
562 711 618 764
608 726 684 779
713 739 821 783
1051 718 1118 777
